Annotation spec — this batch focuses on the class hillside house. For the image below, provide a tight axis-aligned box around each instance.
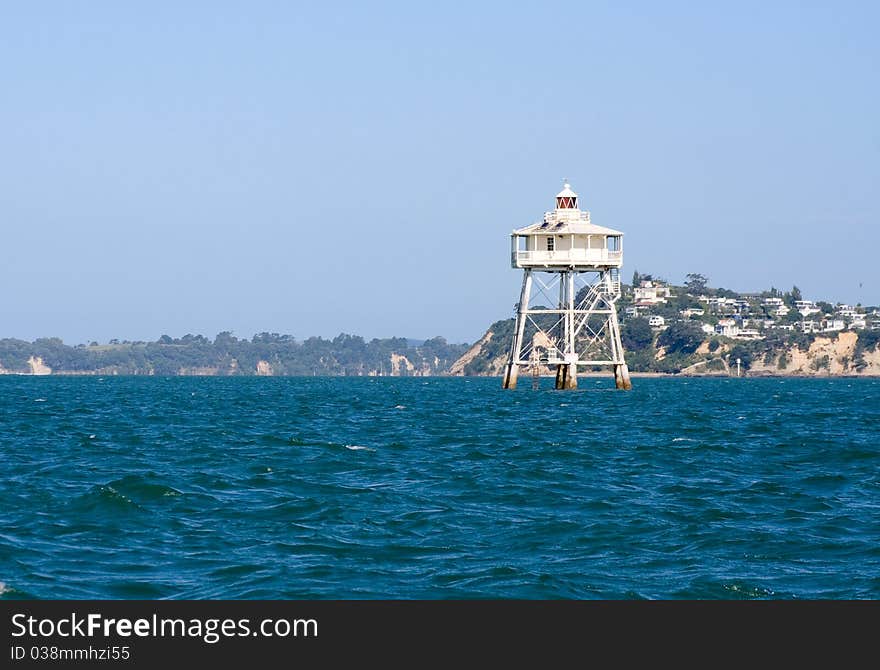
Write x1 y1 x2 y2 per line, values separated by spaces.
633 281 672 305
715 319 739 338
735 329 764 341
795 300 821 317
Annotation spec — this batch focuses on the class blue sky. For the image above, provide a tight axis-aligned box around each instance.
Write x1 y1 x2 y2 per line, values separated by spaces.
2 2 877 344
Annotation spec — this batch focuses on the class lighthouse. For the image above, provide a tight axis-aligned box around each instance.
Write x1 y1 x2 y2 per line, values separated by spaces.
501 181 632 390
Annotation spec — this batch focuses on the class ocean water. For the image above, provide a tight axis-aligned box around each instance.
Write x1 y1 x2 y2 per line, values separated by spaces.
1 376 878 600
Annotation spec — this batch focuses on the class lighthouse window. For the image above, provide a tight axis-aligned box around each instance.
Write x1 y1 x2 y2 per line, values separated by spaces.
546 237 555 251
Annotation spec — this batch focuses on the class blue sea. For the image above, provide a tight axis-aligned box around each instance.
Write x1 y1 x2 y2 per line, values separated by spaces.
1 376 878 599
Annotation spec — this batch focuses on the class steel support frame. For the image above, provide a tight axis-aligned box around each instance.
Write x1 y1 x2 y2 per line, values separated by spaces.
502 267 632 390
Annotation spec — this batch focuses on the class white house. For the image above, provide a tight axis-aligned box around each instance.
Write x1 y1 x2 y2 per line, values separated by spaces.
715 318 739 338
681 308 705 317
795 300 821 317
707 296 747 315
648 315 666 329
735 329 764 341
634 281 673 305
763 298 790 317
836 306 861 320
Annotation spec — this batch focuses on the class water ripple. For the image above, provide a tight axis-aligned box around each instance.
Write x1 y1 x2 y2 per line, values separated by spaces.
0 376 878 599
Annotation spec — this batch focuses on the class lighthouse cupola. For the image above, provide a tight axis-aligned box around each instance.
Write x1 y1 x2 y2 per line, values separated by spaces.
555 181 579 211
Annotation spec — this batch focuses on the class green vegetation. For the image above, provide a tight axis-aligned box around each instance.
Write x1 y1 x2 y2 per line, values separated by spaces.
461 318 514 375
777 352 789 370
727 344 754 370
0 333 468 376
454 273 880 376
621 318 653 351
656 321 704 355
810 355 831 372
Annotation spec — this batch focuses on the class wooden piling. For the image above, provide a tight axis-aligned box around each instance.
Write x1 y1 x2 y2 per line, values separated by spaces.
502 363 519 389
614 363 633 390
564 364 578 390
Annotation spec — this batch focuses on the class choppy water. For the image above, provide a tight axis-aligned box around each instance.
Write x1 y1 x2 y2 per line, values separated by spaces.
1 376 878 599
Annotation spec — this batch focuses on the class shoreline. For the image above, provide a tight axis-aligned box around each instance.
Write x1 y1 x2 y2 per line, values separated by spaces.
1 371 878 379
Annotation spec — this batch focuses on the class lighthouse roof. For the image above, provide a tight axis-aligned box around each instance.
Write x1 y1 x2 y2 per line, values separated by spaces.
513 219 624 236
556 182 578 199
511 180 624 236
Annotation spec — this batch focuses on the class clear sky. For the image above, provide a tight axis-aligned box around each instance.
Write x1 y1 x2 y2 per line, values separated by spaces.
2 2 878 344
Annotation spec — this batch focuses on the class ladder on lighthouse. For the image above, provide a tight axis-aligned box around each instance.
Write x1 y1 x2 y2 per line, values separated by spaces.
530 348 541 390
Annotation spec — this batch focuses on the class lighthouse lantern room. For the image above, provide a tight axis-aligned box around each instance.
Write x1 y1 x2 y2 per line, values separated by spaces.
510 182 624 271
502 181 632 390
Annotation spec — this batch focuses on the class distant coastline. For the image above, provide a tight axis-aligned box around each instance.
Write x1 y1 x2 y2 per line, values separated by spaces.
0 334 468 378
2 330 878 378
2 277 877 379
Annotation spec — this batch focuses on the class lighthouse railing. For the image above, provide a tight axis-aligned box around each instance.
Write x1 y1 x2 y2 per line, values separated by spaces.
514 249 623 265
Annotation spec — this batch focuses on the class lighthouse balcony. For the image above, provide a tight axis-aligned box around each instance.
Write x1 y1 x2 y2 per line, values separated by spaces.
512 248 623 268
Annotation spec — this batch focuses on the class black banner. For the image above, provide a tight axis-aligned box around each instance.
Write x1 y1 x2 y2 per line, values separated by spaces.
1 600 876 666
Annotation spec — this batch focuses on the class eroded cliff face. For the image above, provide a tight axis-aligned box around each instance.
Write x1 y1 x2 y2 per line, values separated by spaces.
449 330 494 376
749 332 880 376
450 327 880 377
28 356 52 375
388 353 413 376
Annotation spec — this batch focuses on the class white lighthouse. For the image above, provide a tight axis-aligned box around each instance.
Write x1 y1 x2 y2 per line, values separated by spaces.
501 181 632 390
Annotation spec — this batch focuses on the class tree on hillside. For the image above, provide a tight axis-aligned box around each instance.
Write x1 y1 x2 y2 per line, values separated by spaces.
783 286 803 307
728 344 754 370
656 321 704 355
783 308 802 324
685 273 709 294
621 318 653 351
214 331 238 346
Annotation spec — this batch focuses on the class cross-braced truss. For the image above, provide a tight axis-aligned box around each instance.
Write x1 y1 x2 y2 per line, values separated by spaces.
507 268 626 368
